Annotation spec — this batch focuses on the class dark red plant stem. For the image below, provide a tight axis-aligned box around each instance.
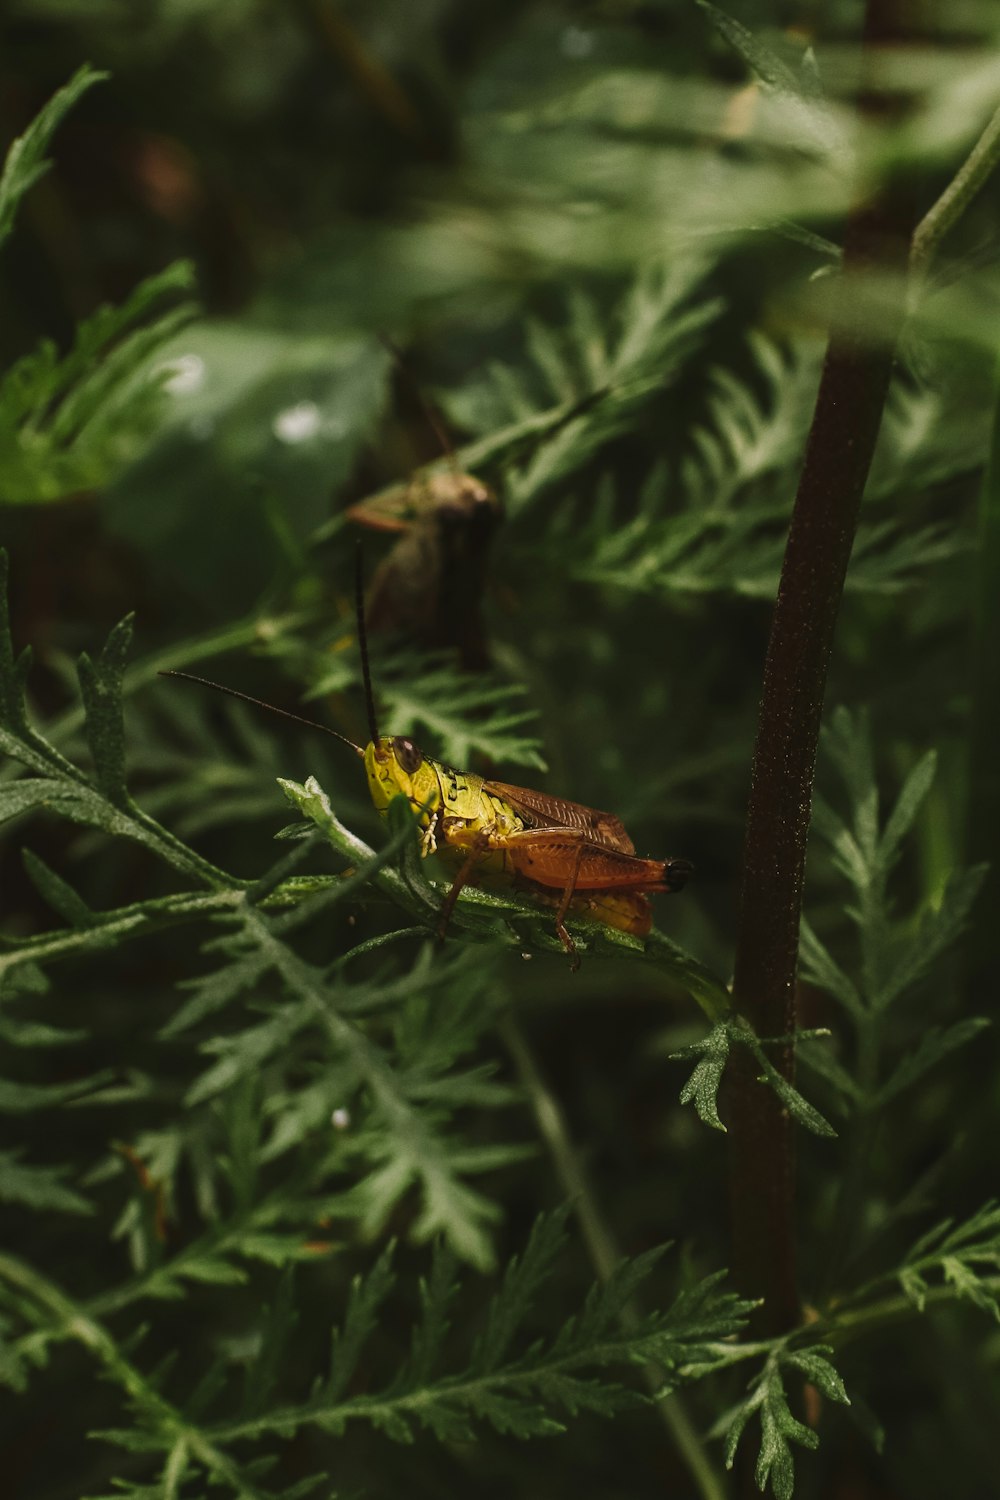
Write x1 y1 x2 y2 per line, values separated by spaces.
727 12 915 1336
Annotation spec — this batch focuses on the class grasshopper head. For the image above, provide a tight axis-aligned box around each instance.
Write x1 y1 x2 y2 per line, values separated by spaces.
364 735 440 828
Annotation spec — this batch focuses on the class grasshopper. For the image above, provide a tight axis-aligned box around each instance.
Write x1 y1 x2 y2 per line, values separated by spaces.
345 338 501 668
347 467 500 669
164 571 692 964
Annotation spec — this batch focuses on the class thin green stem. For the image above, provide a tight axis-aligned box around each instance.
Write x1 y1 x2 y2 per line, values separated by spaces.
208 1326 729 1447
646 929 732 1023
818 1005 880 1298
817 1275 1000 1349
500 1012 729 1500
127 801 246 888
499 1013 620 1285
910 98 1000 284
0 889 245 982
162 1438 191 1500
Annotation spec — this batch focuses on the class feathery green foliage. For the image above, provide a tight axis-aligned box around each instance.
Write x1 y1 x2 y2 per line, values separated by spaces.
538 340 970 604
799 709 987 1143
718 1343 850 1500
304 646 548 771
672 1018 836 1137
0 1215 754 1499
895 1202 1000 1319
2 18 999 1500
0 261 197 503
0 64 106 252
440 263 723 515
0 62 195 503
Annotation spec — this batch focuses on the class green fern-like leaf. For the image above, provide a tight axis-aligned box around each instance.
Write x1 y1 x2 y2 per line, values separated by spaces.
720 1344 849 1500
0 261 197 503
437 261 721 515
697 1 848 165
0 1149 92 1215
191 1216 755 1451
672 1019 835 1137
0 1223 749 1495
896 1202 1000 1320
805 709 987 1018
544 339 969 604
376 653 546 770
675 1021 731 1132
0 65 106 252
802 711 991 1302
0 558 229 888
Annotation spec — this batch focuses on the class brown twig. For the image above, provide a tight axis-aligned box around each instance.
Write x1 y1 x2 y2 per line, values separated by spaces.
727 1 914 1338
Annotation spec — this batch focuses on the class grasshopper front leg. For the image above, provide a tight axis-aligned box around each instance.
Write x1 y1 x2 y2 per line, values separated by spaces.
435 822 497 945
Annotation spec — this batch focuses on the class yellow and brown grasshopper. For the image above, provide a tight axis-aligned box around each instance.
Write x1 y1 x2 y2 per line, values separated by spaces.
347 467 500 669
163 572 691 963
363 731 691 960
345 337 501 668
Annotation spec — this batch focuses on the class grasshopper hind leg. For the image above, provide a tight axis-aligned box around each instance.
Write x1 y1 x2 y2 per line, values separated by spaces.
434 826 585 972
553 844 585 972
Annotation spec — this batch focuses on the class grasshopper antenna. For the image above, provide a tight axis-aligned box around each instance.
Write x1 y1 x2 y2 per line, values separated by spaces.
378 332 457 472
355 540 380 744
159 670 365 757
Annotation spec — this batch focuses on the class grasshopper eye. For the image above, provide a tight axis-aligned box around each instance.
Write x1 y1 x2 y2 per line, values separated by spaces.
393 737 423 775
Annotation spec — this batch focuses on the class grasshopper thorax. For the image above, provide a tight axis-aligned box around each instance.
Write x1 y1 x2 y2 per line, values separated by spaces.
364 735 441 828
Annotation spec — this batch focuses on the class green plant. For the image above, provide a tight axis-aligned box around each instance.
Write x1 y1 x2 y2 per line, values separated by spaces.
3 7 1000 1498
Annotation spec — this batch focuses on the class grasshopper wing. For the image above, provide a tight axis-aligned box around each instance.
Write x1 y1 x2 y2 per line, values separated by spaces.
484 781 636 854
